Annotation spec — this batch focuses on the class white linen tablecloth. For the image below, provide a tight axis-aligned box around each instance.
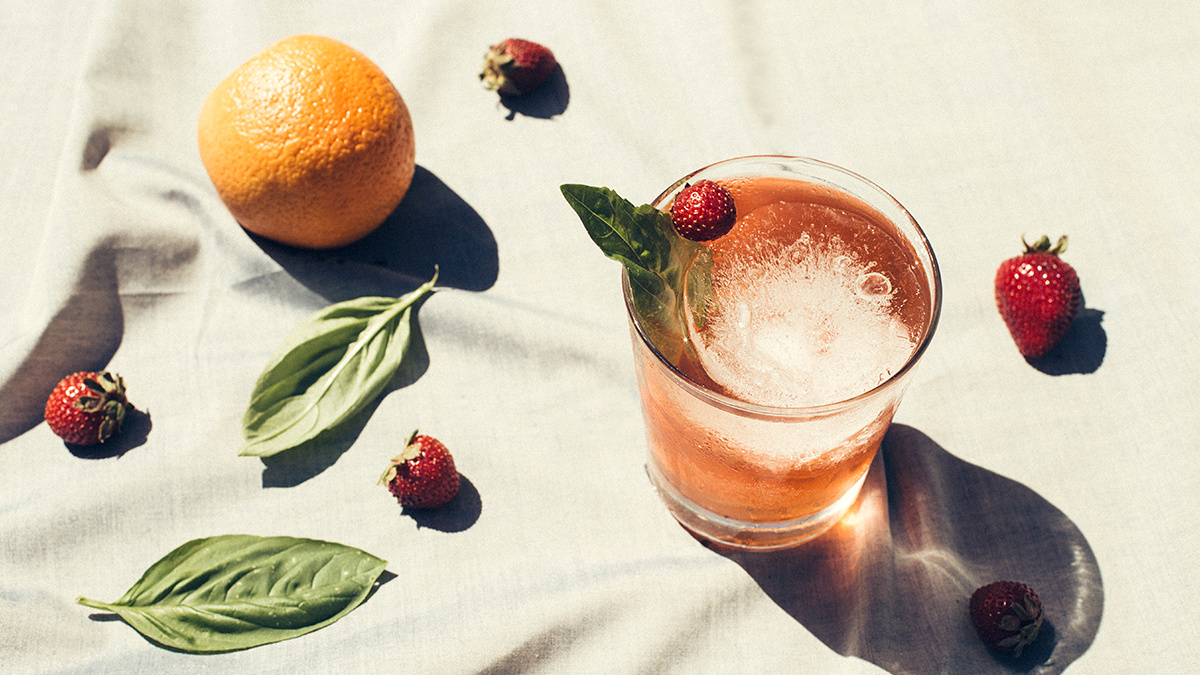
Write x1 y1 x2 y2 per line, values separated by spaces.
2 1 1197 673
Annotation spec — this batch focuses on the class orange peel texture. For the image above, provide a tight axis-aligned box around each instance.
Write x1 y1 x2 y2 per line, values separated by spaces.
198 34 416 249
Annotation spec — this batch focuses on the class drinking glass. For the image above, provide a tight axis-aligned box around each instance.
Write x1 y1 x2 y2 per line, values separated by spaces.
626 156 941 549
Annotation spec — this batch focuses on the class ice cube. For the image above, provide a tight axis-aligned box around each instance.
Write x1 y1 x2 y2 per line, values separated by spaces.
687 206 916 408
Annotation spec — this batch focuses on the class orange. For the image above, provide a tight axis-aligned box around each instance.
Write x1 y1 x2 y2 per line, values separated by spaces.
197 34 415 249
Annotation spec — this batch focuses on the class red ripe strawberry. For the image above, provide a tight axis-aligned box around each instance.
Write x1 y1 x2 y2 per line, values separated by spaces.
994 235 1081 358
379 431 460 509
480 38 557 96
669 180 738 241
44 371 130 446
969 581 1044 656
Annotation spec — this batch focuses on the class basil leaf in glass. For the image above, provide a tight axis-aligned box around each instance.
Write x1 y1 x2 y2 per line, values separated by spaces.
240 272 437 458
77 535 387 653
560 184 710 363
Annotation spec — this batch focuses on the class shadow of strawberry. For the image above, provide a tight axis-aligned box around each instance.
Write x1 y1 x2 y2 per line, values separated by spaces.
1027 304 1106 375
497 64 569 120
400 475 482 532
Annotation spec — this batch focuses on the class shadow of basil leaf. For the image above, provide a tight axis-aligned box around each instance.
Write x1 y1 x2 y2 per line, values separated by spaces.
721 424 1103 675
258 317 430 488
364 570 398 602
251 165 498 301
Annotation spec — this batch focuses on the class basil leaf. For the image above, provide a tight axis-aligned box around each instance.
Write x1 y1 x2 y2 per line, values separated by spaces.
77 535 387 653
239 272 437 457
560 184 675 275
560 184 710 362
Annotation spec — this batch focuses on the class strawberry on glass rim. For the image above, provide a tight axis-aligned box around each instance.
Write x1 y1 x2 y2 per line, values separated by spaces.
669 179 737 242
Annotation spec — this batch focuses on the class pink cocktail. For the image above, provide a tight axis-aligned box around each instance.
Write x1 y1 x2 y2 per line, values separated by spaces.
627 156 941 549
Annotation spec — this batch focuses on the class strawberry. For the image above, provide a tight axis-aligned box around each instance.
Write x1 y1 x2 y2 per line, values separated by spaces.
44 371 130 446
994 235 1081 358
379 431 460 509
669 180 737 241
969 581 1044 656
480 38 557 96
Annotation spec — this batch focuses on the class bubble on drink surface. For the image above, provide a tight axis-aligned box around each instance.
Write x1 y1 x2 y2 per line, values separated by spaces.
687 202 917 408
856 272 891 299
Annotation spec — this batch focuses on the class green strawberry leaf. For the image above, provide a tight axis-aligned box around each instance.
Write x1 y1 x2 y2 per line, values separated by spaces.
77 535 387 653
560 184 710 363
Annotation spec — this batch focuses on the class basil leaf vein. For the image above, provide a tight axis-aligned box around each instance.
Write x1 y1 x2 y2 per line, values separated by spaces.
77 535 387 653
239 272 437 458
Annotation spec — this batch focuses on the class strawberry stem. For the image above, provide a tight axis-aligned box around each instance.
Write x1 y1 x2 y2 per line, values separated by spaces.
1022 234 1068 256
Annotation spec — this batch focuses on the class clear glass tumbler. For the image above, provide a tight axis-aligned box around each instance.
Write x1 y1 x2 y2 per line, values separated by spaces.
626 156 941 549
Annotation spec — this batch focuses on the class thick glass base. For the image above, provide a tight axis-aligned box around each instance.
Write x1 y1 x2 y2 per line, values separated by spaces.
646 463 867 550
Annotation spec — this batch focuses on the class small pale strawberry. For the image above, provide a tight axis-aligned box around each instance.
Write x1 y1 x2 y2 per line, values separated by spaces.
44 371 130 446
379 431 460 509
669 180 737 241
969 580 1044 656
480 38 557 96
995 235 1082 358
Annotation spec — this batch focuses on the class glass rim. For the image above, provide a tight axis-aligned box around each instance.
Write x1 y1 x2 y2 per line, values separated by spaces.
625 154 943 419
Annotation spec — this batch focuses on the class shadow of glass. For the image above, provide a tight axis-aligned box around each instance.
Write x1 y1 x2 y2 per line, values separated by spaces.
1028 303 1105 375
259 313 430 487
0 244 125 445
496 65 570 120
721 424 1103 674
252 165 498 302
